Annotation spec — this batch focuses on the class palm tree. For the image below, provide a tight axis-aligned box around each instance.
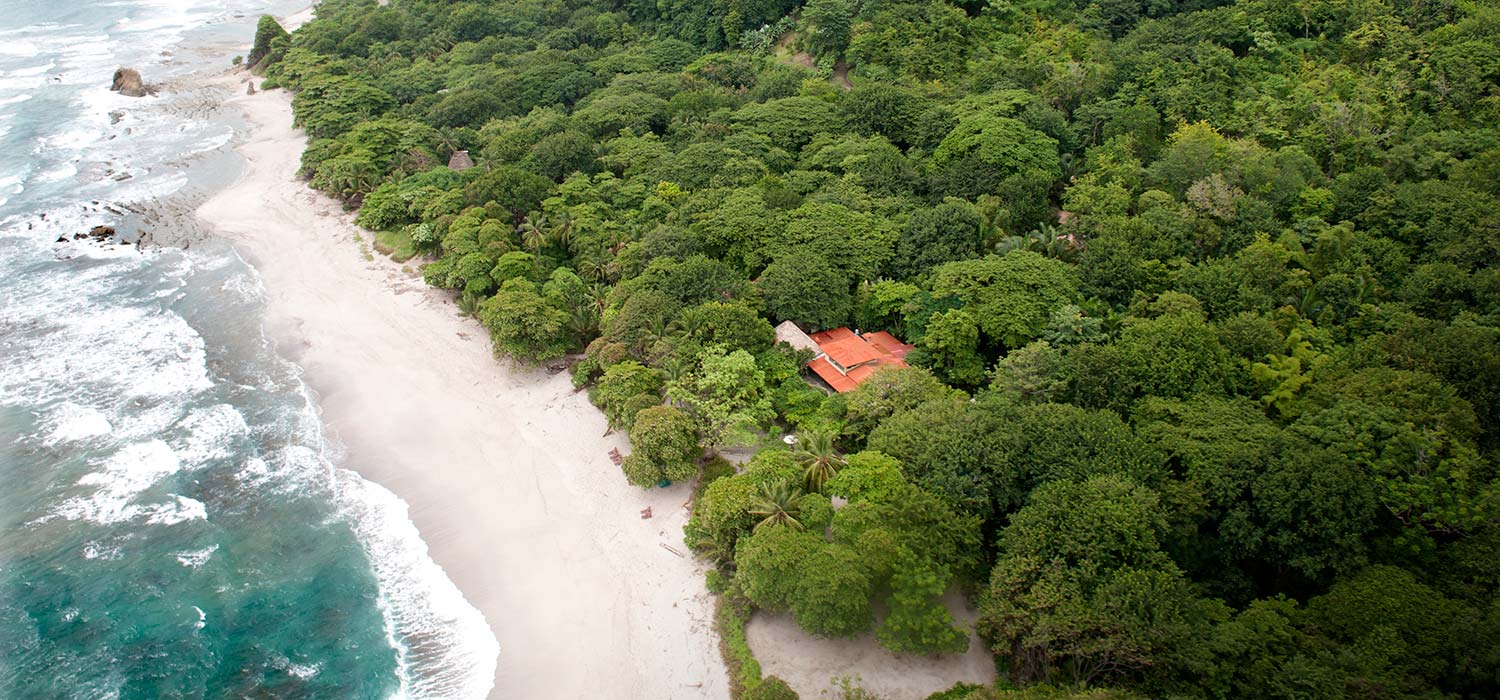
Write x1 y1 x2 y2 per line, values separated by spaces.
547 213 574 254
518 212 548 255
793 428 846 493
749 480 805 533
588 282 610 315
994 224 1081 262
1294 286 1322 318
604 226 632 256
667 309 708 342
568 305 599 342
658 355 687 383
993 233 1032 256
576 248 611 282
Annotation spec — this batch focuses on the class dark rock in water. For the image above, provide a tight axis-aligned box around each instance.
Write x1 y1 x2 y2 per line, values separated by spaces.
55 236 67 243
82 225 115 241
109 68 155 97
246 81 256 95
108 110 124 125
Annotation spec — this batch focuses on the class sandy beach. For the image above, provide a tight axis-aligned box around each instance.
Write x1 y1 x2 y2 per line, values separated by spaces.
197 76 729 699
747 592 997 698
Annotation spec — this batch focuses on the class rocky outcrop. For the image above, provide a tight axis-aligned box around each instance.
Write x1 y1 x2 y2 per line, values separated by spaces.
110 68 156 97
58 225 117 244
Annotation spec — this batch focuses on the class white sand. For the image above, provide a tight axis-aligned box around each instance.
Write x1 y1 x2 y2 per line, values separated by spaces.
280 6 316 31
197 79 729 700
746 591 997 699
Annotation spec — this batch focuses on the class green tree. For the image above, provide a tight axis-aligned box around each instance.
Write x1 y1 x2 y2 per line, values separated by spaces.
894 202 985 279
1306 566 1470 695
1114 308 1233 401
248 15 290 69
803 0 853 60
427 89 509 129
528 129 597 181
841 367 958 444
760 202 899 286
479 278 572 363
687 450 805 560
930 252 1080 350
757 254 852 331
978 475 1221 685
593 361 665 428
732 96 844 151
675 301 777 354
789 543 875 637
842 83 930 148
913 308 987 388
623 405 702 487
930 116 1060 220
667 347 775 451
991 341 1068 403
736 525 826 611
464 166 556 219
877 547 969 655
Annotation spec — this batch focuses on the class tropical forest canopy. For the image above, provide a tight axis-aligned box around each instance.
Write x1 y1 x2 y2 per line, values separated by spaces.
256 0 1500 697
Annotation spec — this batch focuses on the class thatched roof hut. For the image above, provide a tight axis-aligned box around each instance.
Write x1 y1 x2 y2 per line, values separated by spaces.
774 320 820 355
448 150 474 171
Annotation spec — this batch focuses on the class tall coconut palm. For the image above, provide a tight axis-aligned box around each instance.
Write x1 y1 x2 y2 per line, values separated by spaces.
587 282 610 316
793 428 846 493
518 212 548 255
576 248 611 282
749 480 804 533
547 213 574 253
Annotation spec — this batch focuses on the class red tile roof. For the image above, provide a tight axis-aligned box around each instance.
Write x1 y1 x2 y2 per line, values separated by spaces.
821 336 884 369
810 327 858 344
809 357 859 393
864 331 914 362
802 326 916 393
846 363 886 385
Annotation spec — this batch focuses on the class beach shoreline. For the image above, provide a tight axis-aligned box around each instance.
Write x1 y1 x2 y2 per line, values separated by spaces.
196 72 729 699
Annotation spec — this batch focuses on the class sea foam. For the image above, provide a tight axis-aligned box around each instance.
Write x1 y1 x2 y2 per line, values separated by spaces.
336 472 500 700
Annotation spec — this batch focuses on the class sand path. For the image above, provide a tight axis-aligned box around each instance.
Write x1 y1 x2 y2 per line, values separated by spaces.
198 77 728 700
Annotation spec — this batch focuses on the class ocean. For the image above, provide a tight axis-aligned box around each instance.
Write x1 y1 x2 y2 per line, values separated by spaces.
0 2 498 698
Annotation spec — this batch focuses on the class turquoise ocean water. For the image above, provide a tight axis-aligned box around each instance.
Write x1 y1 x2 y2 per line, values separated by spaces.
0 2 497 698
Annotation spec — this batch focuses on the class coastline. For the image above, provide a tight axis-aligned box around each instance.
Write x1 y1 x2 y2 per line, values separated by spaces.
196 74 729 699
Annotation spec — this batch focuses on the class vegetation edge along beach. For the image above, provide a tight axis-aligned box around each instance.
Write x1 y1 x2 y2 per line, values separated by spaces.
242 0 1498 698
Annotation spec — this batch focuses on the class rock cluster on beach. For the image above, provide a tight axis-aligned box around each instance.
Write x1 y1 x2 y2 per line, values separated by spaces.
110 68 158 97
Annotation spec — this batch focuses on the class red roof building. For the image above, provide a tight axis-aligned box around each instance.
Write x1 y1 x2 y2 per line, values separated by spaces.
798 326 915 393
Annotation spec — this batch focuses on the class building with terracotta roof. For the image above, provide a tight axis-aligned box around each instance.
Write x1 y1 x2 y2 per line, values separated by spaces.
784 324 915 393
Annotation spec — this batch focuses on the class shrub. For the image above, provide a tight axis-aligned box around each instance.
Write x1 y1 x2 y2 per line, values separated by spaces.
745 676 799 700
715 585 763 698
620 453 660 487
